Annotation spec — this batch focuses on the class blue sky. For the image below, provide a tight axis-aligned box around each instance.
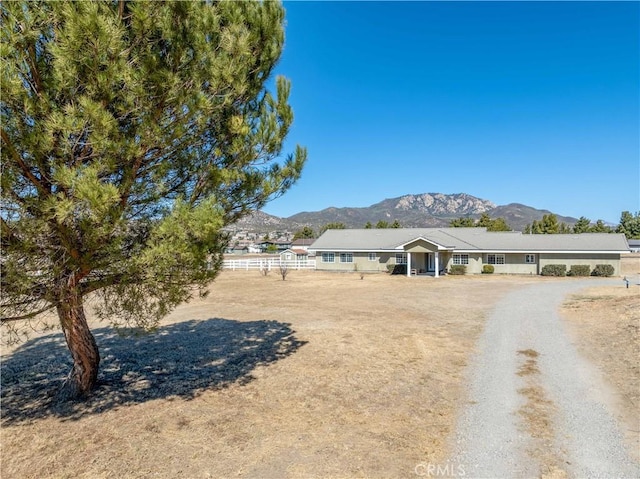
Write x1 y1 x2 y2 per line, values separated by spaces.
262 1 639 224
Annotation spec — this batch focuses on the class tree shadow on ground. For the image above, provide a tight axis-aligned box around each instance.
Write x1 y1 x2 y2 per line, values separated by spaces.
1 318 306 425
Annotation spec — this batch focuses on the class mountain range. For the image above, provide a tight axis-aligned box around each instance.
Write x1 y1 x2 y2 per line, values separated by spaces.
232 193 580 233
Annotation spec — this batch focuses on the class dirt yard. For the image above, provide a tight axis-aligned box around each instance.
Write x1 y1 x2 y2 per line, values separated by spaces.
1 259 637 478
560 253 640 460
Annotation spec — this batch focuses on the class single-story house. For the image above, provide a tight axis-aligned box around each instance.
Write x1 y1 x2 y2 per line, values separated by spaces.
309 228 630 276
279 248 310 262
226 245 250 255
628 239 640 253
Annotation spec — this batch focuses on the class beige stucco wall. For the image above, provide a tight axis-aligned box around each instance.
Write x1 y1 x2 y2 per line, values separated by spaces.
539 253 621 276
405 239 438 253
442 253 483 274
448 253 620 275
314 250 622 276
475 253 538 275
315 252 394 272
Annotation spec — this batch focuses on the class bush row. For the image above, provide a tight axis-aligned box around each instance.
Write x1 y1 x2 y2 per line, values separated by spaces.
592 264 615 277
541 264 566 276
541 264 615 277
386 263 614 277
567 265 590 276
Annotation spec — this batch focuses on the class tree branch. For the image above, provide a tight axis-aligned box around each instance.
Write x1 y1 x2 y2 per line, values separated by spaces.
25 37 43 96
1 304 54 323
80 273 127 295
0 217 20 246
1 129 49 195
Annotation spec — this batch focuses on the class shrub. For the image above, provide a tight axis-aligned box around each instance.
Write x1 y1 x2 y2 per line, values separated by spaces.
591 264 614 277
387 264 407 275
541 264 566 276
482 265 494 274
567 265 590 276
259 262 270 276
279 262 289 281
449 265 466 275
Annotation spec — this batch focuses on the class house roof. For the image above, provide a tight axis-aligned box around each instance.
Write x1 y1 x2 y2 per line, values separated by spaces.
281 248 308 255
258 240 291 246
291 238 315 246
309 228 630 253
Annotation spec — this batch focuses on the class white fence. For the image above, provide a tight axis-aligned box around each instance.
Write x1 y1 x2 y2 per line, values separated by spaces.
222 258 316 271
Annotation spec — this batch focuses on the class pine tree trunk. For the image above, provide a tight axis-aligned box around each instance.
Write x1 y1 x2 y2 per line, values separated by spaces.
56 277 100 401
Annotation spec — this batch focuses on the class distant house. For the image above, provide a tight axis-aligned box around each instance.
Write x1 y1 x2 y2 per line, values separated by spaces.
246 244 262 254
291 238 315 251
257 240 291 253
279 248 310 262
226 245 249 255
310 228 629 276
226 240 262 255
628 239 640 253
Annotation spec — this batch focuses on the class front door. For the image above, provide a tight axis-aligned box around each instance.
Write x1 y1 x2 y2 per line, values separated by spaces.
427 253 435 272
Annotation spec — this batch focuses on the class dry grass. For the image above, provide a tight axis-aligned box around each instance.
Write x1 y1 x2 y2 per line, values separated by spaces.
560 253 640 461
1 272 529 479
1 260 636 478
515 348 565 478
517 350 541 380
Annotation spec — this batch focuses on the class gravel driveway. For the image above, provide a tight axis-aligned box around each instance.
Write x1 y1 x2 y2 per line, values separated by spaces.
450 279 640 479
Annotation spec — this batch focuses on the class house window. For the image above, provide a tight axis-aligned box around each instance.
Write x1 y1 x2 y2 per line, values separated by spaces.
525 254 536 264
453 254 469 265
396 253 407 264
340 253 353 263
321 252 335 263
487 254 505 265
368 253 377 261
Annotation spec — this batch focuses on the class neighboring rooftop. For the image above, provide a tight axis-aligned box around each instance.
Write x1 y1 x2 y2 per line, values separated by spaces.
291 238 315 246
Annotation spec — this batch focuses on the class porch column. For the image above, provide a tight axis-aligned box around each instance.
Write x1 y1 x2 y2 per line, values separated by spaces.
406 252 412 277
434 251 439 278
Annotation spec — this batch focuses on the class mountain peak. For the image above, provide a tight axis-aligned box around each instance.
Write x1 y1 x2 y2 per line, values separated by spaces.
232 192 577 233
388 192 496 215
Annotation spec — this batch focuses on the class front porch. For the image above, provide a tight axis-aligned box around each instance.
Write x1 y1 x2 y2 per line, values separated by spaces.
409 269 445 277
399 237 452 278
406 251 448 277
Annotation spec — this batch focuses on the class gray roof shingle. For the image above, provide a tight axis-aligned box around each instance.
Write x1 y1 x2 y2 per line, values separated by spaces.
309 228 630 253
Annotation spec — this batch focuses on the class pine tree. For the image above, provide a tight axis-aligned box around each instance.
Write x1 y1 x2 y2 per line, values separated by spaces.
540 214 560 234
573 217 591 234
450 217 475 227
487 217 511 232
589 220 613 233
293 226 314 240
558 222 572 234
476 213 493 228
616 211 640 239
450 214 511 231
1 1 306 399
319 222 346 235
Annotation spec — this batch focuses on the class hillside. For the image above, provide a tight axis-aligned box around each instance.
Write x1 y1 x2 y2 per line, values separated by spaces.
486 203 579 231
231 193 579 233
